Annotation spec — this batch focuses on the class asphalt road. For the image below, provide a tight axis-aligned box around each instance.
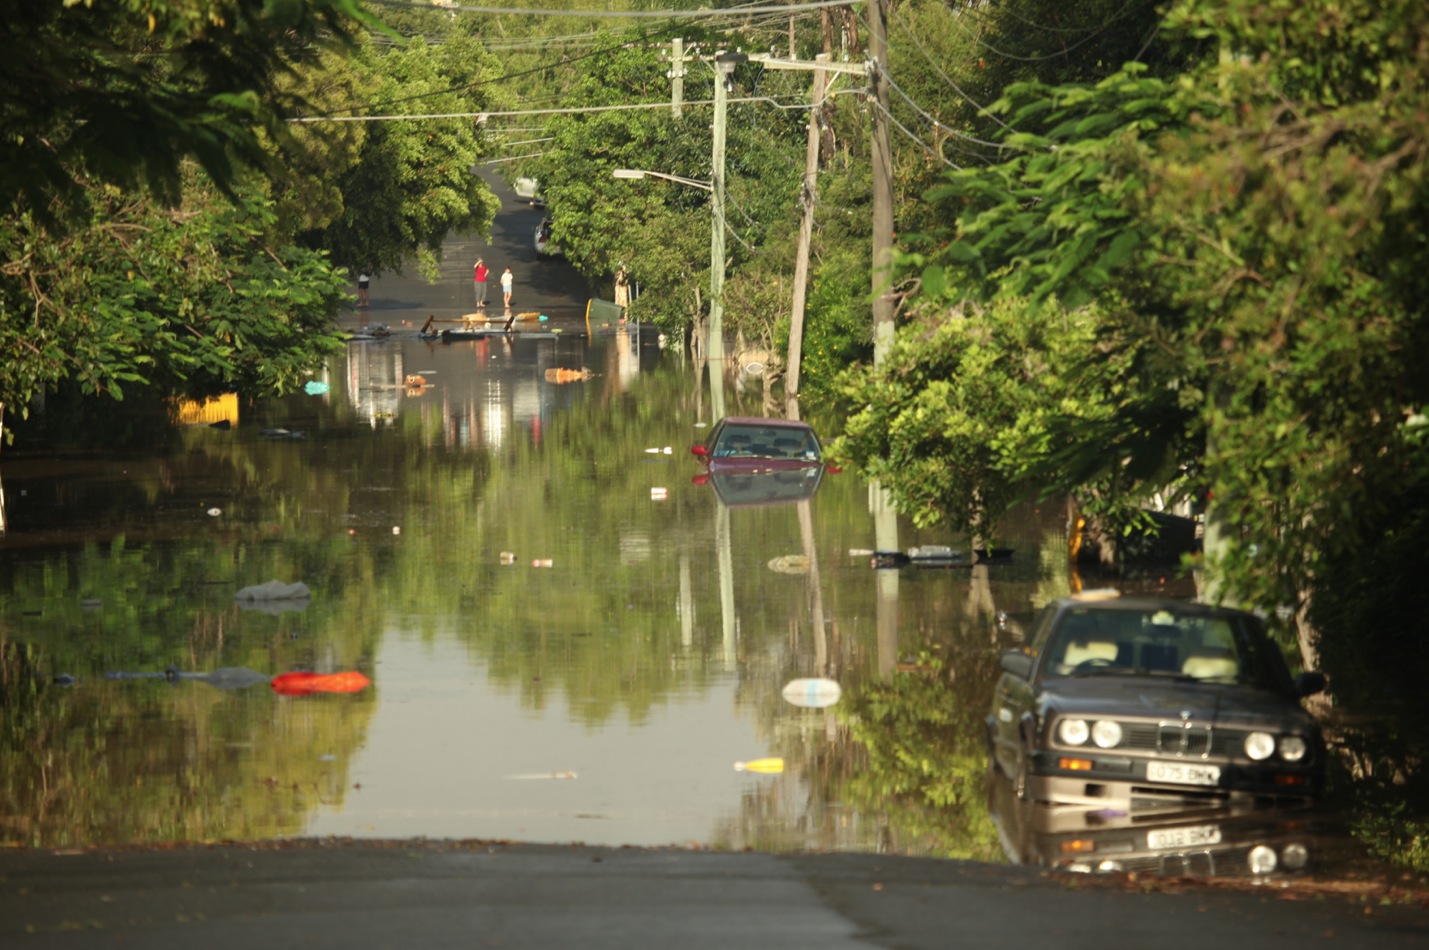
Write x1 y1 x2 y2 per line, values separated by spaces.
2 841 1426 949
355 170 596 330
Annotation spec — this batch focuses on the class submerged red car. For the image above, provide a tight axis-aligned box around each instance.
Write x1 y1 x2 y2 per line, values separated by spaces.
690 416 825 473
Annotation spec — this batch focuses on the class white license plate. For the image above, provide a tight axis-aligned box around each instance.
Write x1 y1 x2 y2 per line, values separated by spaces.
1147 824 1223 850
1146 761 1221 786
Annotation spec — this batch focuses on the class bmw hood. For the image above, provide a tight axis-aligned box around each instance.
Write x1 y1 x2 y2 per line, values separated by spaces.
1037 676 1315 730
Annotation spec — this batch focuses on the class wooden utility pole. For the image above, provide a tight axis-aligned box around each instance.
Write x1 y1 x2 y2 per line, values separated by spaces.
868 0 895 366
667 39 690 116
784 54 829 402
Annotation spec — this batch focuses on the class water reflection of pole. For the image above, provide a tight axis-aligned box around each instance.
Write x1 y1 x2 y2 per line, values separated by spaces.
797 499 827 674
716 501 736 667
871 480 899 677
679 552 694 649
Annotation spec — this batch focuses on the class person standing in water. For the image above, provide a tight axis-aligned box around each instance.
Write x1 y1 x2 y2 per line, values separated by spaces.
500 266 513 309
473 258 489 308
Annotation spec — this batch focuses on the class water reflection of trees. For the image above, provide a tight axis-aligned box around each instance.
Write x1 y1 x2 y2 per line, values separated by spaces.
7 353 1426 863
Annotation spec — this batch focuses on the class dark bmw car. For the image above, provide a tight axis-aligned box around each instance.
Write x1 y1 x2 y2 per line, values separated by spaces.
690 417 824 473
987 592 1326 809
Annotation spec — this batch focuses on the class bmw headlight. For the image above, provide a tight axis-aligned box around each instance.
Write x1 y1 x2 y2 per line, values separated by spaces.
1058 719 1090 745
1091 720 1123 749
1281 843 1309 870
1248 845 1277 875
1244 731 1276 761
1278 736 1308 762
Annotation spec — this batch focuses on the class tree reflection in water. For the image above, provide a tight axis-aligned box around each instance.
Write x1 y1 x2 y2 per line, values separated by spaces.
0 344 1422 878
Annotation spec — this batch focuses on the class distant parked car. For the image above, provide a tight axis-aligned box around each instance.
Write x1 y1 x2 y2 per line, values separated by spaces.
535 218 560 257
690 417 825 474
987 592 1326 809
514 176 546 207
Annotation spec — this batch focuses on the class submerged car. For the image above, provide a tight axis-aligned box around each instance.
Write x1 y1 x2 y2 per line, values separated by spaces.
987 592 1326 809
690 417 825 473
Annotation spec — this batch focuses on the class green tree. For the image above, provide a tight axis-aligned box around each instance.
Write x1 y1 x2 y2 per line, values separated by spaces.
837 0 1429 620
304 35 503 278
1 177 350 404
1 0 376 220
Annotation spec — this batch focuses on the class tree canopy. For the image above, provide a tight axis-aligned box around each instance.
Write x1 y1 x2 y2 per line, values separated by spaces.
1 1 499 421
835 0 1429 618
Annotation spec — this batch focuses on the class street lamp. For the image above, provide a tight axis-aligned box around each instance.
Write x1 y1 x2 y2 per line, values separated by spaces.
612 169 710 191
612 51 745 422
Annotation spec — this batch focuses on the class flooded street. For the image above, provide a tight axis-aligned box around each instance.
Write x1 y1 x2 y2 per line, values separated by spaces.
0 180 1420 891
0 325 1048 853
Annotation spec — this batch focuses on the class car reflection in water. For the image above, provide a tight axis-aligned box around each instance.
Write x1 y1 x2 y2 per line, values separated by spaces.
986 767 1319 880
696 466 826 508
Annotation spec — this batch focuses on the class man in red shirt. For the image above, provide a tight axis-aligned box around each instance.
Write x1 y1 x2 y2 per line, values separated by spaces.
473 258 489 308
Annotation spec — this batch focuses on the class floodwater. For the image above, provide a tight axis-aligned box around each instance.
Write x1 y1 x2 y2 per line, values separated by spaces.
0 181 1419 888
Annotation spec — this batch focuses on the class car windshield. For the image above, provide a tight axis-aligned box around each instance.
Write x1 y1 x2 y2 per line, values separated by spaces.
1045 605 1283 688
711 424 821 462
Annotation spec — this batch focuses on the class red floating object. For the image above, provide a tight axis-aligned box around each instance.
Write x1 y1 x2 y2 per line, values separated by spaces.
271 671 371 696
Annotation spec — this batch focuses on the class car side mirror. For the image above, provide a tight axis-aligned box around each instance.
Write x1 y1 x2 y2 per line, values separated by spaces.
1294 671 1326 698
999 650 1034 680
691 445 708 459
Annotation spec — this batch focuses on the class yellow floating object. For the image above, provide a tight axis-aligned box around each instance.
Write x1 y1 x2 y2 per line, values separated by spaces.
734 757 784 774
767 554 810 575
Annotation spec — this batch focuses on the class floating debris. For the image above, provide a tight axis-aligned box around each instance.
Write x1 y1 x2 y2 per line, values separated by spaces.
271 671 371 696
767 554 810 575
545 367 595 384
236 580 311 602
781 678 842 708
734 758 784 774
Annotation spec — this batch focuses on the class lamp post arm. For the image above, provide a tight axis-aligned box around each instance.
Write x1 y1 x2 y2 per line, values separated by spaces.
612 168 711 191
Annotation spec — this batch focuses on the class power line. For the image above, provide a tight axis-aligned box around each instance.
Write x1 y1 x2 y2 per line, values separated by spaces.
369 0 877 19
881 70 1006 152
889 9 1010 132
865 96 960 170
948 0 1158 64
288 95 798 123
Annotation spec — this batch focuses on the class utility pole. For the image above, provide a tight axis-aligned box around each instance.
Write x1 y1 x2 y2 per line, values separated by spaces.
667 39 690 117
784 54 829 406
868 0 895 367
707 53 745 421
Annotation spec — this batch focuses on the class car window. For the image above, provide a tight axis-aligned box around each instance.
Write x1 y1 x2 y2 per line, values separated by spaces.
1025 605 1058 659
713 424 819 460
1045 606 1287 686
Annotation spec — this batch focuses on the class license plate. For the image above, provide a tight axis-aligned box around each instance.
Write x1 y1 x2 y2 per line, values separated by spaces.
1147 824 1223 850
1146 761 1221 786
